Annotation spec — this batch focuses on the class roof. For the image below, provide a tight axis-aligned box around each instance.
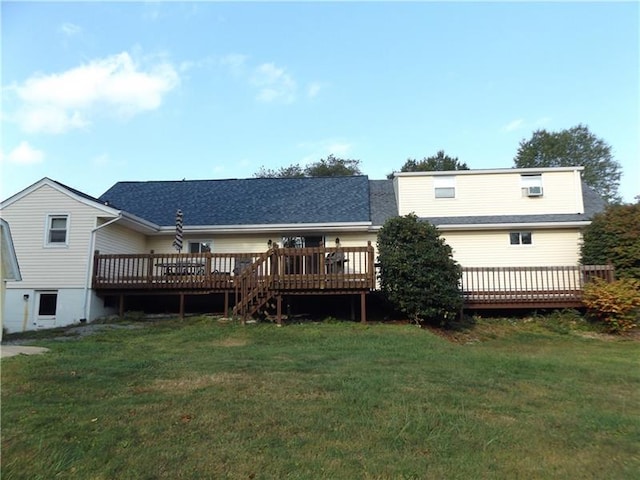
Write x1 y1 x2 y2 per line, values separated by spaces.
99 176 372 226
369 180 397 226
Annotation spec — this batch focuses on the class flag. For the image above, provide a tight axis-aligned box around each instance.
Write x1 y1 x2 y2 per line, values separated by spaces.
172 209 183 252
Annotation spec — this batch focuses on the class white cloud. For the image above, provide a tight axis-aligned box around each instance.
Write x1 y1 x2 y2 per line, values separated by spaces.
4 141 45 165
220 53 248 74
59 22 82 36
502 118 525 132
251 63 296 104
307 82 323 98
326 142 352 156
10 52 179 134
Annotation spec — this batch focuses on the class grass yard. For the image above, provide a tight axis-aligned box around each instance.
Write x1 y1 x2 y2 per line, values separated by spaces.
2 317 639 479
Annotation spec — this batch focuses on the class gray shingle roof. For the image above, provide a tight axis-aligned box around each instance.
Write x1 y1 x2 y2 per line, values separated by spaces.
99 176 372 226
369 180 398 226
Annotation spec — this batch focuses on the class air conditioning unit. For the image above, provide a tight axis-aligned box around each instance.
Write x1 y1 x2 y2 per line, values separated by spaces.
527 186 543 197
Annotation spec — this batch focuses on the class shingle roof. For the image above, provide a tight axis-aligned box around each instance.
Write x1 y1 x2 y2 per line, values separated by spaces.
369 180 398 226
99 176 372 226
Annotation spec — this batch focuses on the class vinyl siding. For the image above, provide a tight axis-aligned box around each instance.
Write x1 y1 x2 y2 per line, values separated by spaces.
397 170 582 217
441 229 582 267
95 222 147 254
1 184 115 289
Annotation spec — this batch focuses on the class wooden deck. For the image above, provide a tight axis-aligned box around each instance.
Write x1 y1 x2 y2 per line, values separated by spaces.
93 248 614 320
460 265 615 309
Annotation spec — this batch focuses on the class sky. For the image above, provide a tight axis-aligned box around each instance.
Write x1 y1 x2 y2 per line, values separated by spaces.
1 1 638 203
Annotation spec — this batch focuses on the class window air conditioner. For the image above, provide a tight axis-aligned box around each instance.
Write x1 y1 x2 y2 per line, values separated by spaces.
527 186 543 197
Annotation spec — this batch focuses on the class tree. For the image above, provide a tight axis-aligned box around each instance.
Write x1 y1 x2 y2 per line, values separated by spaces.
513 124 622 203
388 150 469 178
377 213 462 325
254 155 362 178
581 201 640 279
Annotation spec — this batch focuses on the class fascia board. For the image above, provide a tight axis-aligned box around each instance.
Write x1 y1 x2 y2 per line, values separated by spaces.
435 221 592 231
151 222 372 235
393 166 585 178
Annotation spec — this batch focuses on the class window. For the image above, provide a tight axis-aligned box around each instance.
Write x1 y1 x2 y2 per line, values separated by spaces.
188 241 211 253
510 232 532 245
434 176 456 198
521 174 543 197
46 215 68 245
38 292 58 317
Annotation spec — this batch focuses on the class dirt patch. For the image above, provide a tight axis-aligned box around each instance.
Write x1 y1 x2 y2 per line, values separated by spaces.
149 372 251 393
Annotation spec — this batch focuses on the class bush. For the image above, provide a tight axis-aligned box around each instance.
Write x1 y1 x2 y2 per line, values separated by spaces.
377 214 462 326
583 278 640 333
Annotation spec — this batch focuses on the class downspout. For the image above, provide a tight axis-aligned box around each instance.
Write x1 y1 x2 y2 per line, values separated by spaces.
82 215 122 321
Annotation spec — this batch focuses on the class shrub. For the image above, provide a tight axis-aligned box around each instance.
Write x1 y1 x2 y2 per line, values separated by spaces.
583 278 640 333
377 214 462 326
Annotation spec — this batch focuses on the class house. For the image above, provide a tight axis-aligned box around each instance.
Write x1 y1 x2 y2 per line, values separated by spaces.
0 166 608 332
1 218 22 340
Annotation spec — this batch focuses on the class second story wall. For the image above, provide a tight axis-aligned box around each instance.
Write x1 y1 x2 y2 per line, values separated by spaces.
395 167 584 218
1 184 116 289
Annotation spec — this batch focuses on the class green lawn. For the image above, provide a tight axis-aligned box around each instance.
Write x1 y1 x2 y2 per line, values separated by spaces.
2 317 639 479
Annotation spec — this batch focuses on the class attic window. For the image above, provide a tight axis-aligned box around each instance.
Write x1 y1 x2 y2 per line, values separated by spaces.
46 215 68 246
510 232 532 245
521 174 543 197
434 176 456 198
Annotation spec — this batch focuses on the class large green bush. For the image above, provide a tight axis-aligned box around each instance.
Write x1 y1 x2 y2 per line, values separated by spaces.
581 202 640 279
377 214 462 325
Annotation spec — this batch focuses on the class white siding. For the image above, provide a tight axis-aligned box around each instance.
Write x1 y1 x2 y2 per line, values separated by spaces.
95 222 147 254
397 170 582 217
1 184 116 289
441 228 582 267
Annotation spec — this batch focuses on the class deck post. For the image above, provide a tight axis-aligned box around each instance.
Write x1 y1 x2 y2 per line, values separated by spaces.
276 295 282 325
350 296 355 321
179 294 185 319
360 292 367 323
224 291 229 318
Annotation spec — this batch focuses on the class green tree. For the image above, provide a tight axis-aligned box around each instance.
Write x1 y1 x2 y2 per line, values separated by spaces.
514 124 622 203
377 213 462 325
255 155 361 178
581 201 640 279
388 150 468 178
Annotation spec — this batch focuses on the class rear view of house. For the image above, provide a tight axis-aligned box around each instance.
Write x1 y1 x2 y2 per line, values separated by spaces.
0 166 608 332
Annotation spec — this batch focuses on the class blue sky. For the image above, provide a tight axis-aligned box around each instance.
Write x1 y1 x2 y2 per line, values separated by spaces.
2 1 638 202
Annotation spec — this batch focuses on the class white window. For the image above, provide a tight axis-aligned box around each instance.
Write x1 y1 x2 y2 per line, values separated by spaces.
46 215 69 246
188 241 212 253
510 232 532 245
434 176 456 198
521 174 543 197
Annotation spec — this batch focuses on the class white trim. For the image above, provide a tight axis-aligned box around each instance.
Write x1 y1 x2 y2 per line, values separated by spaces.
434 221 591 231
154 221 372 235
393 166 584 177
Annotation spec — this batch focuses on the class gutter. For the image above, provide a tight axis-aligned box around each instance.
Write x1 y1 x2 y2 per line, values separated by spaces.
152 221 373 235
82 215 122 321
434 221 592 231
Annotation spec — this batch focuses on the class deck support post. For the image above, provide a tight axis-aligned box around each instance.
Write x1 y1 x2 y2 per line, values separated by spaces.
360 292 367 324
350 296 355 321
224 291 229 318
276 295 282 325
119 294 125 319
179 294 185 319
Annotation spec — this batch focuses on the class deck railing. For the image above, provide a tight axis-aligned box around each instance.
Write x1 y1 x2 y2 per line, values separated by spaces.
92 244 376 292
460 265 615 308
